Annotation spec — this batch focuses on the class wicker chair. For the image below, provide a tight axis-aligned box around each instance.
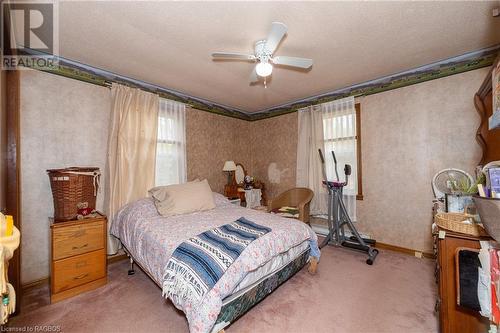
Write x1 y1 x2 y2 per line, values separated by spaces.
267 188 314 223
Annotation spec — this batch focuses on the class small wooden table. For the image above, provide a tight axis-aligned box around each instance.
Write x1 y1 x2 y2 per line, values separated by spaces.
50 214 107 303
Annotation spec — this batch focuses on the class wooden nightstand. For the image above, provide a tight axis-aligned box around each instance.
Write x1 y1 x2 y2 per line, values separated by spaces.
50 214 107 303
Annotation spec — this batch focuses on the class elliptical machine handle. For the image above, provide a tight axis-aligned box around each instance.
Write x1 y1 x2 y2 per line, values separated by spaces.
331 151 337 164
331 151 340 182
318 149 329 184
318 149 325 163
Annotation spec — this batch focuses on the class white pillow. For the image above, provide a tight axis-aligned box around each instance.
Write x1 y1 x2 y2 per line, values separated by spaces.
150 179 215 217
213 192 232 207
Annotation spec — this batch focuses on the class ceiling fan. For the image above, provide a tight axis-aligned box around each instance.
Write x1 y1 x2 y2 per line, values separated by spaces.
212 22 313 85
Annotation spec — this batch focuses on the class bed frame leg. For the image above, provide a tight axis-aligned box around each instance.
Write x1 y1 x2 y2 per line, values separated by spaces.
128 257 135 275
308 257 318 275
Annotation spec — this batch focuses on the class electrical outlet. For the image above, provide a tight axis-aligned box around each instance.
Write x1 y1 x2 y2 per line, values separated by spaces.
415 251 423 258
493 8 499 17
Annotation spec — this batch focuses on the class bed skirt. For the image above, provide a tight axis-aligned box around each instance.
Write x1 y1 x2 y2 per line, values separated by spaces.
122 244 310 332
214 249 310 330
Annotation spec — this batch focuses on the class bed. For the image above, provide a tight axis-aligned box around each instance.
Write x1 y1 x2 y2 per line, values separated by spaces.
110 192 320 333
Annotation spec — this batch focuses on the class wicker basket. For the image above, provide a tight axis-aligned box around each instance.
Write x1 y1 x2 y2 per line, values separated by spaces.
47 167 100 222
434 212 487 237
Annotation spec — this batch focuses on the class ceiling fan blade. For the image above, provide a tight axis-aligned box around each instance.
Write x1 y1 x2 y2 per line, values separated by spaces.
250 67 260 83
264 22 288 54
272 56 313 69
212 52 256 61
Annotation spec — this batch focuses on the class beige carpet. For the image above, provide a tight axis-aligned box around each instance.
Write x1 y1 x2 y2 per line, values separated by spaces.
8 246 438 333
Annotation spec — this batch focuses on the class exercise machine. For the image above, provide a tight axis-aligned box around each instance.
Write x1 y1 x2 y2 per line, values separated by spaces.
318 149 379 265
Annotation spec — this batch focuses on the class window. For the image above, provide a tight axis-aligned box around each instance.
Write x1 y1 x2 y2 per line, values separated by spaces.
155 99 187 186
322 103 363 200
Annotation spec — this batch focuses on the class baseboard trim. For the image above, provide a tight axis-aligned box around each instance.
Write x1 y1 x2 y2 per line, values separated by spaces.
22 277 49 291
21 254 129 291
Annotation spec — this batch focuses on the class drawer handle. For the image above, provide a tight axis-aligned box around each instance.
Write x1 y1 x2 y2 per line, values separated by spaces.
72 243 89 250
73 230 87 237
74 273 89 280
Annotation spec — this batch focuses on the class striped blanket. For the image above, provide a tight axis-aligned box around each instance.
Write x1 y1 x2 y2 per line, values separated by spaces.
162 217 271 305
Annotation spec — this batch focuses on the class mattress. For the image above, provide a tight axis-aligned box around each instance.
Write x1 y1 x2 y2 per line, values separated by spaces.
110 194 318 332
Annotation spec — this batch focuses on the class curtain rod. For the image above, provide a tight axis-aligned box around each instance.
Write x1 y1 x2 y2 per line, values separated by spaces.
102 80 194 107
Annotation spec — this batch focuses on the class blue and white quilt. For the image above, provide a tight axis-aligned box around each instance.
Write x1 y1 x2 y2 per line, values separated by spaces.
162 217 271 305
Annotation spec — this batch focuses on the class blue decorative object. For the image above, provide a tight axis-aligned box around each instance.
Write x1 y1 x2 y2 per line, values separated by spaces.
489 111 500 130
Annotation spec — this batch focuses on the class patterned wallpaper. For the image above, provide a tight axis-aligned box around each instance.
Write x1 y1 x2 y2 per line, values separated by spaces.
186 109 298 201
20 69 111 283
248 113 298 200
186 108 252 194
355 67 486 252
235 68 487 253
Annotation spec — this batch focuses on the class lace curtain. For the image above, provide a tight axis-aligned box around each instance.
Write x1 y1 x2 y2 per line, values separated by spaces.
297 96 357 220
322 96 357 221
155 99 187 186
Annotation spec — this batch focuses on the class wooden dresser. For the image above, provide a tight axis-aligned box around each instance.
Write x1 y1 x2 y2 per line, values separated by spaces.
50 215 107 303
435 227 489 333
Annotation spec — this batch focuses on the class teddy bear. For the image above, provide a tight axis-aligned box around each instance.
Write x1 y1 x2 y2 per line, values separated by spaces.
76 202 97 220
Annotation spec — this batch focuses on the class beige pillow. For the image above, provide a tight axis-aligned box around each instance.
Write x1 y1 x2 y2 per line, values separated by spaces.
150 179 215 217
149 179 199 202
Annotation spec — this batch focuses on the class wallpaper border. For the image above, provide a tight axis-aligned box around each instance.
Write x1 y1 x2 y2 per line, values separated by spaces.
19 44 500 121
20 49 252 121
250 44 500 120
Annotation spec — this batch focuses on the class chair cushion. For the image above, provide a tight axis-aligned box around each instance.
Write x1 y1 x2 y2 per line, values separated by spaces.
271 206 299 218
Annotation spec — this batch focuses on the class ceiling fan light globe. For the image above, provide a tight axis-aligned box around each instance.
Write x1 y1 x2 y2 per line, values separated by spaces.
256 62 273 77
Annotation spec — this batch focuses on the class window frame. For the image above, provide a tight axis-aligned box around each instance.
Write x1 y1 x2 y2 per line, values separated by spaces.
322 103 363 200
155 106 187 187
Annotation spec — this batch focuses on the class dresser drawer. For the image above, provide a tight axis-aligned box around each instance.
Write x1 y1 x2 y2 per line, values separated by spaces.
52 249 106 293
52 220 105 260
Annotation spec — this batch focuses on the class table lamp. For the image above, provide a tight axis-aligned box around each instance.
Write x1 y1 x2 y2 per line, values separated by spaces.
223 161 237 185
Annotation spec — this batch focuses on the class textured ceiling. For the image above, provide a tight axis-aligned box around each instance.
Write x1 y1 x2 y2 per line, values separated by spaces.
57 1 500 113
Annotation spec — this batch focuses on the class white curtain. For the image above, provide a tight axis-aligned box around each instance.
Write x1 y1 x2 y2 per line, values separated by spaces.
296 105 327 215
155 99 187 186
322 96 357 221
107 84 159 254
296 96 357 221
